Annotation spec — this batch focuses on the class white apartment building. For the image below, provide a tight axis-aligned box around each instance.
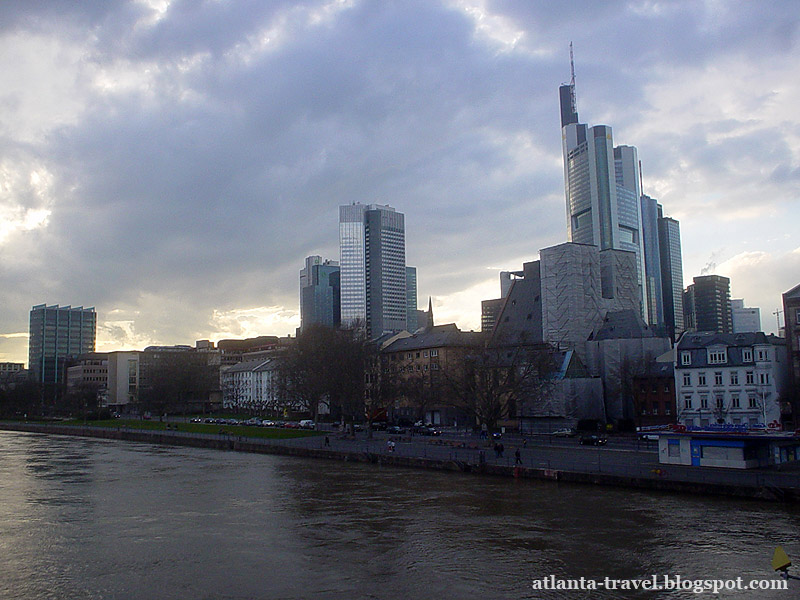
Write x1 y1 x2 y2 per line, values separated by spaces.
221 358 284 413
674 331 788 429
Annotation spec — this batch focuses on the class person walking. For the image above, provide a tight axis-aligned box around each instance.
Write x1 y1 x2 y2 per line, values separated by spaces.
515 448 522 465
324 436 330 447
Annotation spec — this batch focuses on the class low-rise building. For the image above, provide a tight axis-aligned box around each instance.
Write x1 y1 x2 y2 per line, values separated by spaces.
632 361 675 429
221 357 285 415
674 331 789 430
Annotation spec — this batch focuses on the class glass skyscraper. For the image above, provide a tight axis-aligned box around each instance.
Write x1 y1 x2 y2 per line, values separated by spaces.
339 203 407 338
658 208 685 338
299 255 340 332
560 76 648 320
29 304 97 385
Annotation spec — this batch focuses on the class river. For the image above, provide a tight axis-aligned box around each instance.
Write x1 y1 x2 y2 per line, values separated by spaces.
0 431 797 599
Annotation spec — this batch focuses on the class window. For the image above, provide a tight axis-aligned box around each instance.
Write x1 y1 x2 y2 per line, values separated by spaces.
746 371 754 385
742 348 753 362
700 395 708 409
715 396 724 409
748 394 757 408
714 372 723 386
731 395 740 408
682 373 691 386
424 364 428 371
431 363 439 370
430 349 438 357
684 395 693 409
681 351 691 365
708 349 728 364
698 372 707 386
406 353 412 360
757 348 768 362
759 373 770 386
652 403 659 415
665 406 672 415
416 352 421 359
423 350 429 358
730 371 739 386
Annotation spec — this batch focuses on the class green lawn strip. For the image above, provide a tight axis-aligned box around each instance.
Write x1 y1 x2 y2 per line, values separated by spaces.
62 419 321 440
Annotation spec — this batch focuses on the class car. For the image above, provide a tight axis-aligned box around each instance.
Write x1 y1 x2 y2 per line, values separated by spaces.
552 428 577 437
299 420 315 429
386 425 406 435
638 433 659 441
261 420 276 427
579 435 608 446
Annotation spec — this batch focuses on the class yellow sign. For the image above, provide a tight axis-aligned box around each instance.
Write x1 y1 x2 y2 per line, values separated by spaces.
772 546 791 571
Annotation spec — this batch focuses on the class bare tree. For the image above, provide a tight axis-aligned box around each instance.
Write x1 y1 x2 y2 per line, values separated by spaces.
443 343 556 432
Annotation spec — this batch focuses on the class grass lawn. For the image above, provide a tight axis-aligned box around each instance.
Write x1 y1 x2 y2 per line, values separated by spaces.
66 419 321 440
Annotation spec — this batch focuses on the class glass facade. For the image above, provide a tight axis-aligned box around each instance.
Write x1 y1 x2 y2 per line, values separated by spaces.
29 304 97 384
658 214 684 338
339 203 407 337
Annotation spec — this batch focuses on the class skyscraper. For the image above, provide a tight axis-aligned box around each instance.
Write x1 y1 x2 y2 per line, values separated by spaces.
299 255 340 332
559 63 648 320
339 203 407 338
29 304 97 385
640 194 664 327
684 275 732 334
406 266 418 333
657 207 684 338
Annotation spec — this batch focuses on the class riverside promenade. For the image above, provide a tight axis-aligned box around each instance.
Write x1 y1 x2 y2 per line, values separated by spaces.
3 421 800 502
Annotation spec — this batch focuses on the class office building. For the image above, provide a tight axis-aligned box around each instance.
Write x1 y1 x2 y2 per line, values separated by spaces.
684 275 732 334
640 194 664 327
658 207 684 338
731 299 761 334
406 266 419 332
559 67 648 320
299 255 341 332
29 304 97 386
339 203 407 338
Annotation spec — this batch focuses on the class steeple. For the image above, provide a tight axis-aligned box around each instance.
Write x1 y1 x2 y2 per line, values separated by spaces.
426 297 434 330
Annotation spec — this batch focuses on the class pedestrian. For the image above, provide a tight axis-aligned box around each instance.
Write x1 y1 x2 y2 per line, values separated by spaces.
324 436 330 447
388 440 395 453
515 448 522 465
493 443 500 458
522 437 527 448
498 443 505 458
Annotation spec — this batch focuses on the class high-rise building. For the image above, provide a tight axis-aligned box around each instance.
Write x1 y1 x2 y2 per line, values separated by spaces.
299 255 340 332
560 67 648 320
684 275 732 334
730 299 761 333
657 206 684 339
29 304 97 385
339 203 407 338
640 194 664 327
406 266 418 332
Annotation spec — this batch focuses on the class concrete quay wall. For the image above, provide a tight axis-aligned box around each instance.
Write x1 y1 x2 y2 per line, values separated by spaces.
1 422 797 503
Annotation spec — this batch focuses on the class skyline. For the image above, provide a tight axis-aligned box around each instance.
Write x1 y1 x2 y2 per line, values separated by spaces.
1 1 798 364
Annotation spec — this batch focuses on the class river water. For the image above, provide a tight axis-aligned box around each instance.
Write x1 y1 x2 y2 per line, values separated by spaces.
0 431 798 599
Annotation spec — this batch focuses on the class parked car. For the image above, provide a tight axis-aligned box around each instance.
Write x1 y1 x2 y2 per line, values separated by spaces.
552 428 577 437
579 435 608 446
386 425 406 435
299 420 315 430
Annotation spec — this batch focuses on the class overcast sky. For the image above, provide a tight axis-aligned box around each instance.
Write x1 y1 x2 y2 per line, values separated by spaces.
1 0 798 364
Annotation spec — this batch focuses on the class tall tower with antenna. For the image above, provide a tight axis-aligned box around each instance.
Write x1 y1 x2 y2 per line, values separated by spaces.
559 42 578 127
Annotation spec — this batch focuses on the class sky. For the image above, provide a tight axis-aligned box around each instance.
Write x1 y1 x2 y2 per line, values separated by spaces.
1 0 798 364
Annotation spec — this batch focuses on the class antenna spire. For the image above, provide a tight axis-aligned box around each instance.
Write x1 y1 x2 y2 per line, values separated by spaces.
570 41 575 86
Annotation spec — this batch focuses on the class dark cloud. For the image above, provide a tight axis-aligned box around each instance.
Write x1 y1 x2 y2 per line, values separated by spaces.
0 0 797 358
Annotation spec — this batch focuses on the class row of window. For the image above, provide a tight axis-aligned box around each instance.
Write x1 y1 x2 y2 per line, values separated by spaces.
683 393 762 410
396 363 440 372
390 349 440 360
680 346 769 366
640 404 672 416
681 370 769 387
